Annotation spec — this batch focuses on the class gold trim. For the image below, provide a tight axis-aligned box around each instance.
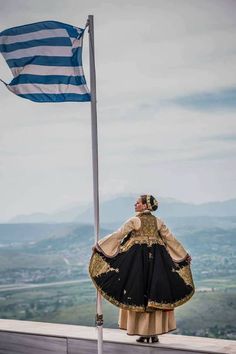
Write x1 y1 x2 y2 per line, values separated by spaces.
147 288 195 310
120 213 164 252
88 212 195 312
89 252 119 278
96 285 145 312
120 236 165 252
89 275 146 312
89 252 195 312
172 264 194 287
90 272 195 312
89 253 145 312
146 195 152 210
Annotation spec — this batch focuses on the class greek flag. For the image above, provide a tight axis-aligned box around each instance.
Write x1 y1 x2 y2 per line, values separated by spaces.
0 20 90 102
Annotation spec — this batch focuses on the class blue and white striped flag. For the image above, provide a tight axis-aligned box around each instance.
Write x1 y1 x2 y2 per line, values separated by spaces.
0 20 90 102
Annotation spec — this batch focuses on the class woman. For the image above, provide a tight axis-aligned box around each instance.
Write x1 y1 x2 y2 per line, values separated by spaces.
89 195 194 343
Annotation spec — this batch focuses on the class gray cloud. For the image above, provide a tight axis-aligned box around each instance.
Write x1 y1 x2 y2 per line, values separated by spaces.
200 134 236 142
169 87 236 111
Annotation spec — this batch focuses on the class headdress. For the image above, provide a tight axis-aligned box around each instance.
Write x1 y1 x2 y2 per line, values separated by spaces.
141 194 158 211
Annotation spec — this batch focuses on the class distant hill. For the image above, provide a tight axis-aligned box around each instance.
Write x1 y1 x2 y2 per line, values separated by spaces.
8 203 90 224
0 223 90 245
23 224 110 254
77 197 236 224
6 196 236 224
0 218 235 293
0 222 110 246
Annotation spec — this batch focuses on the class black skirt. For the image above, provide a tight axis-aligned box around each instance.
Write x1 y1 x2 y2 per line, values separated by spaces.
89 233 195 312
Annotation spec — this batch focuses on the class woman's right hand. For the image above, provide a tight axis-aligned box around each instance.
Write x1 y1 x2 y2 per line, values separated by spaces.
186 254 192 264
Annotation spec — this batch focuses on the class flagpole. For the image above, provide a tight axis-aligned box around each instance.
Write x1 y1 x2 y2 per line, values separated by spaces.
88 14 103 354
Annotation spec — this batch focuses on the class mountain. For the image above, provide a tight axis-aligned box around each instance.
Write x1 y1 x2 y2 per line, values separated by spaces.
8 202 90 224
0 223 84 245
63 197 236 224
6 196 236 224
22 224 110 254
9 213 55 224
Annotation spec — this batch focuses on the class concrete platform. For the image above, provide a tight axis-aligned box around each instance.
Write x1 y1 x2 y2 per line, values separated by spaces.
0 319 235 354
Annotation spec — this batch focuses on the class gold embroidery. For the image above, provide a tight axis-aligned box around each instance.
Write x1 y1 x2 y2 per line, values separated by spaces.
91 278 145 312
120 237 165 253
146 195 152 210
89 268 195 312
147 288 195 310
89 212 195 312
120 213 165 252
89 253 119 278
172 264 194 287
135 213 157 238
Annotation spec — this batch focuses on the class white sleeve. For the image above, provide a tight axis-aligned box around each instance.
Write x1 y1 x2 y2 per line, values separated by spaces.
96 216 141 256
156 217 188 262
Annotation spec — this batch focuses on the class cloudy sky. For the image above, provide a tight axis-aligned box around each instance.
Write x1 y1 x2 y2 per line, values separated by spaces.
0 0 235 221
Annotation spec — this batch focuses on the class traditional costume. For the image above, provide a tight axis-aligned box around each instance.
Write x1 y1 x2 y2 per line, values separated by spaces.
89 196 195 338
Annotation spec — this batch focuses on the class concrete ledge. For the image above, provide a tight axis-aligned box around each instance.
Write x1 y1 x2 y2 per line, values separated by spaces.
0 319 235 354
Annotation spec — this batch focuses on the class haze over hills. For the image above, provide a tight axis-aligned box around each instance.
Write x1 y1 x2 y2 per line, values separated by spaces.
7 195 236 224
0 199 235 341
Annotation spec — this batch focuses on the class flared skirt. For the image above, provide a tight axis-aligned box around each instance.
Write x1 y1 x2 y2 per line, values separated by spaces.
89 242 194 312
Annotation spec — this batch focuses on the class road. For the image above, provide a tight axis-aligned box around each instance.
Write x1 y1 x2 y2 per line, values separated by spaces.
0 278 90 292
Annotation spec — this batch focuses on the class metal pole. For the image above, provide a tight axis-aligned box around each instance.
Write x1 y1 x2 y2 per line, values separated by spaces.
88 14 103 354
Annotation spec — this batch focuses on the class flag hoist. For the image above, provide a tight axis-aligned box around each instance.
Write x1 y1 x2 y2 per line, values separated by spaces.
87 14 104 354
0 15 103 354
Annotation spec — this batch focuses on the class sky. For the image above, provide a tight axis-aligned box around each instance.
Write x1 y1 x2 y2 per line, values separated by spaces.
0 0 236 221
